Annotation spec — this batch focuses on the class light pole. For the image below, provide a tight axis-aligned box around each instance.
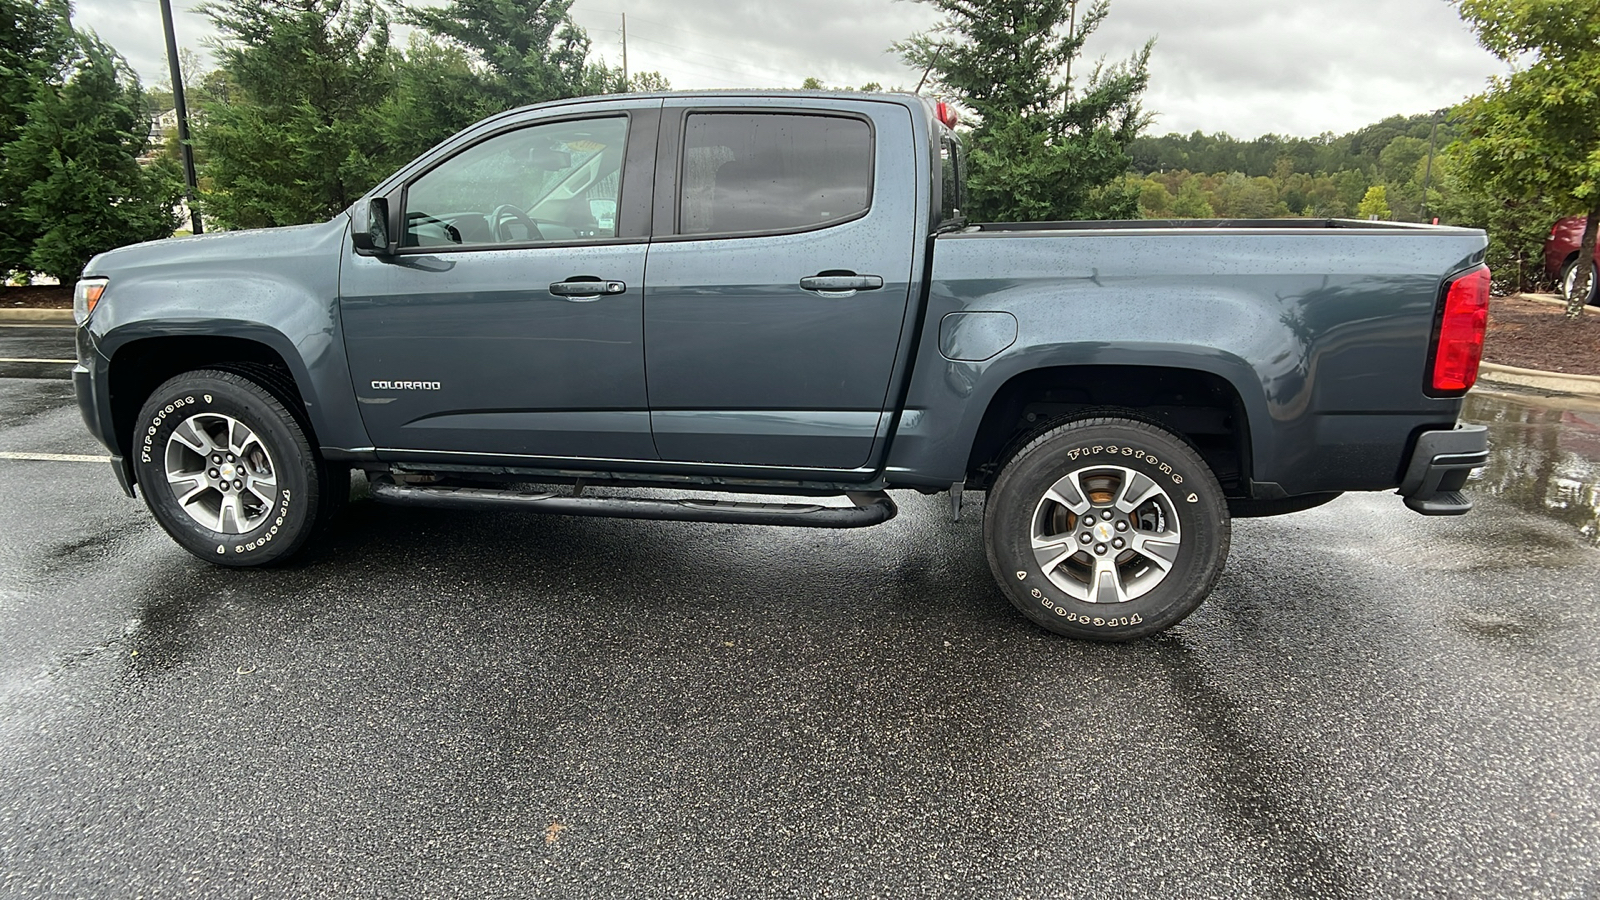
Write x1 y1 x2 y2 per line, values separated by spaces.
158 0 203 235
1421 112 1442 224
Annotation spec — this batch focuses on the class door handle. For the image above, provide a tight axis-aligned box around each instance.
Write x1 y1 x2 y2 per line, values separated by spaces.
800 274 884 295
549 279 626 301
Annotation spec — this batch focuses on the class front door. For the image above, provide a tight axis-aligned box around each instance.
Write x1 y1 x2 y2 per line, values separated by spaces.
643 101 920 470
341 107 659 462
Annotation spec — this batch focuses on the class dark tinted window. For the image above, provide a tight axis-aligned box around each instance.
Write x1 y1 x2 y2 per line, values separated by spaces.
679 113 872 236
940 131 966 225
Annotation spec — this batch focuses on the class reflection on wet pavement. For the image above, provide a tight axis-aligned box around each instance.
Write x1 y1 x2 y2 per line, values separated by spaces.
1465 391 1600 547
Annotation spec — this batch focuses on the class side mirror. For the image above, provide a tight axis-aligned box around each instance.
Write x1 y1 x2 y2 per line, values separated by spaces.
351 197 395 255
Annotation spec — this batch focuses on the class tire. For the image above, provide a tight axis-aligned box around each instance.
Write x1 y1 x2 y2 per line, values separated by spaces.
983 416 1230 641
132 369 330 567
1560 258 1600 307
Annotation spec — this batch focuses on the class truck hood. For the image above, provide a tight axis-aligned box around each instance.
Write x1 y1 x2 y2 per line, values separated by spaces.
83 218 349 277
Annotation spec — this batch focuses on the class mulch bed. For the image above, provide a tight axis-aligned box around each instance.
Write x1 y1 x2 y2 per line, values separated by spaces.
1485 295 1600 377
2 285 72 309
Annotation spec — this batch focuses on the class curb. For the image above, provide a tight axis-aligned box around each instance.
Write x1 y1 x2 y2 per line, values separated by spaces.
1479 361 1600 397
1507 292 1598 312
0 308 73 324
1509 292 1567 308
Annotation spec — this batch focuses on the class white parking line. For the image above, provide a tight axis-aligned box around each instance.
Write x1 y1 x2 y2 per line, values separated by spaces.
0 358 75 364
0 452 109 463
0 323 74 329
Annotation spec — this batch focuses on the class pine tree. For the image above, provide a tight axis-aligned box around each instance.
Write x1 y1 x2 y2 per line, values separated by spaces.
196 0 396 228
895 0 1153 221
0 0 75 275
409 0 617 109
2 26 179 282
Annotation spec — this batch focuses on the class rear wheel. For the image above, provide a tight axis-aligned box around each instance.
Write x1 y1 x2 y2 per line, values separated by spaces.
132 369 331 566
983 416 1230 641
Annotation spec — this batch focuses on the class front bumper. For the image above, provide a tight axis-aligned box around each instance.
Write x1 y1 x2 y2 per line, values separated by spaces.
73 352 135 499
1398 424 1489 516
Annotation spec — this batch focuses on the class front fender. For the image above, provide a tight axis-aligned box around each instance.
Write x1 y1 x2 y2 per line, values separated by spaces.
82 217 370 454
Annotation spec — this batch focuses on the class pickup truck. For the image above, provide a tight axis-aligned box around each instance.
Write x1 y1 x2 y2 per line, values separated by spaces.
72 91 1492 641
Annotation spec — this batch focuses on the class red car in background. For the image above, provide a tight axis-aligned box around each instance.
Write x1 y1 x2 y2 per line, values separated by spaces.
1545 216 1600 305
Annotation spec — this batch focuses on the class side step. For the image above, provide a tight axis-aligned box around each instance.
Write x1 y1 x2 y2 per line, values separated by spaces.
369 478 898 529
1404 491 1473 516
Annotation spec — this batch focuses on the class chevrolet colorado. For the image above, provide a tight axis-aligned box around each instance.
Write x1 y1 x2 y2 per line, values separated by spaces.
72 91 1491 640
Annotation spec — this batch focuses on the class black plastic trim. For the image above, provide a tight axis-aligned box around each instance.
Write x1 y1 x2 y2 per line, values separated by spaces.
1398 424 1488 516
370 477 897 529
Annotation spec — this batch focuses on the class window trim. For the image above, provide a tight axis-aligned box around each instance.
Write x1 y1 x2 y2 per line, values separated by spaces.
655 107 878 244
392 110 654 256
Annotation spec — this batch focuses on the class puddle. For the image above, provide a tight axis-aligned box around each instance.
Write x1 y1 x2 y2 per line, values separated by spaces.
1463 391 1600 547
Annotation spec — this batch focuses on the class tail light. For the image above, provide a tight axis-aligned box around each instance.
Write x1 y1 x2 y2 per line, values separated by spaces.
935 101 959 130
1431 267 1491 393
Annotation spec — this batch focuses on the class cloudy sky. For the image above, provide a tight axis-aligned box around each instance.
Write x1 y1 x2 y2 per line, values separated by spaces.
74 0 1510 138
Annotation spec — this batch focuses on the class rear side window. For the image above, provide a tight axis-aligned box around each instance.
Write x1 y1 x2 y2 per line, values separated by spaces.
679 113 872 236
940 131 966 226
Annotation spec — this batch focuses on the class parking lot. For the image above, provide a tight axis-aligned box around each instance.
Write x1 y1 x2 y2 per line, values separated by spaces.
2 321 1598 898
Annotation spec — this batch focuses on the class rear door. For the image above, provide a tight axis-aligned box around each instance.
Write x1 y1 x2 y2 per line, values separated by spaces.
642 99 921 470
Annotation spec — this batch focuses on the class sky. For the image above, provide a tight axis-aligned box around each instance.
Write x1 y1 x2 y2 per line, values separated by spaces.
73 0 1512 139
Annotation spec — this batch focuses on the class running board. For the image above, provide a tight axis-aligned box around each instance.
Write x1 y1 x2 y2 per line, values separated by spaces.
369 478 897 529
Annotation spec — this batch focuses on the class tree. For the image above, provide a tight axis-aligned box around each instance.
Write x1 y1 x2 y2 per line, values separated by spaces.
380 34 498 167
1451 0 1600 317
895 0 1154 221
196 0 396 229
1 11 179 282
626 71 671 93
1136 177 1172 218
410 0 616 109
1171 176 1213 218
1357 185 1391 220
1433 148 1563 293
0 0 75 274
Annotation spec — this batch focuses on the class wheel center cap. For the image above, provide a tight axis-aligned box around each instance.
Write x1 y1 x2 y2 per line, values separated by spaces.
220 463 237 480
1094 522 1115 542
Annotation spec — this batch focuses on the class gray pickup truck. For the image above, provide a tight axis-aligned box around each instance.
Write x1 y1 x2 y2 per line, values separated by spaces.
72 91 1491 640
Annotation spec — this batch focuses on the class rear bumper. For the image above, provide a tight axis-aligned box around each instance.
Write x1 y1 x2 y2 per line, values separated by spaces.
1398 424 1489 516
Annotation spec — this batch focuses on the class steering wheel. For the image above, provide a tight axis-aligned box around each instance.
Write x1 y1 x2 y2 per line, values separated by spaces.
490 204 543 243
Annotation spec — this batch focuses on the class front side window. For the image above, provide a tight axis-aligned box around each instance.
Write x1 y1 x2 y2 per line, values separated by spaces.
404 116 628 249
679 113 872 236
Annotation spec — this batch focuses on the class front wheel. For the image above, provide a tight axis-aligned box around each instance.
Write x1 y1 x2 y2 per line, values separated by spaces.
1560 258 1600 307
132 369 332 567
983 417 1231 641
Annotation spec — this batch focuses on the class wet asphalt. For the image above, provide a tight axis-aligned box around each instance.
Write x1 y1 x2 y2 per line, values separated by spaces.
2 323 1598 899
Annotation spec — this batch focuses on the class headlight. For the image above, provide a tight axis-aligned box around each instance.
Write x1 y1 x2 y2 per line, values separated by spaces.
73 277 108 325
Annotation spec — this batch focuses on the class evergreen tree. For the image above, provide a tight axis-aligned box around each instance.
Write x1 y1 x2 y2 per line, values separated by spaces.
895 0 1153 221
2 19 179 282
409 0 617 109
379 34 498 167
0 0 75 274
196 0 395 229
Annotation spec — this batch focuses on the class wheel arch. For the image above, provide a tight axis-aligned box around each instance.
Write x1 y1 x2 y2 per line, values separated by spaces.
960 359 1264 497
104 332 317 485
